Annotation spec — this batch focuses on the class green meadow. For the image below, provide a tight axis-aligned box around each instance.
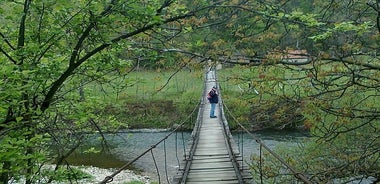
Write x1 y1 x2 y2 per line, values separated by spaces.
78 63 379 131
82 70 205 129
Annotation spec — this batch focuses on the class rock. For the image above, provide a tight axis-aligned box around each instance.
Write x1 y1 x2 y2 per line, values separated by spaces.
72 166 152 184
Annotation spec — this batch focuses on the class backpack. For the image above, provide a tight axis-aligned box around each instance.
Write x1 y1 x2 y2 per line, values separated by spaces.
207 90 215 99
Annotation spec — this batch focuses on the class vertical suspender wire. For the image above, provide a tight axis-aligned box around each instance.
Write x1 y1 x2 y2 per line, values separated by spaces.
151 149 161 184
259 144 263 184
241 127 244 170
237 126 241 169
164 140 170 184
175 131 180 169
181 131 186 159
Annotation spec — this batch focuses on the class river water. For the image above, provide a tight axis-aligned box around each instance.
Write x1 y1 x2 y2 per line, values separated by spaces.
68 129 309 183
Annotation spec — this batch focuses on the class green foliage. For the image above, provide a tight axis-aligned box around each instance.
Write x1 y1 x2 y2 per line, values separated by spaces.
0 127 48 182
43 167 92 182
280 11 325 27
288 127 380 183
219 66 308 130
309 21 373 41
221 91 251 129
0 0 201 182
219 59 379 181
250 141 309 183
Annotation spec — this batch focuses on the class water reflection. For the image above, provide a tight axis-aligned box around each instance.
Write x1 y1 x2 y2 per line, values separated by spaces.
66 151 129 169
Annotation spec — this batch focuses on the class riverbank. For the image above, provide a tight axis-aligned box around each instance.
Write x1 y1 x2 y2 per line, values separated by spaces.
9 165 152 184
76 166 151 184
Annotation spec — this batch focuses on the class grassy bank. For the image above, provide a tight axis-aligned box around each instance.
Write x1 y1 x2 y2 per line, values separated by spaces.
83 66 312 131
86 70 204 130
217 65 309 130
83 67 305 131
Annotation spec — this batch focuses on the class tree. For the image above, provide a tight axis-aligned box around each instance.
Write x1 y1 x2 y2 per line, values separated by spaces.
199 0 379 182
0 0 202 183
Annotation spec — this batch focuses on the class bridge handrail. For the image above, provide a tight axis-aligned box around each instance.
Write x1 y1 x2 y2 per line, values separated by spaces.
223 103 313 184
214 71 245 183
176 69 208 184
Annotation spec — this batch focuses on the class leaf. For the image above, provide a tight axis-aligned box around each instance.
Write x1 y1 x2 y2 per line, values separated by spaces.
15 117 23 122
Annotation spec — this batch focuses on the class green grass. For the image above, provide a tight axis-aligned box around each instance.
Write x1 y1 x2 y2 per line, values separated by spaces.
43 167 93 182
81 70 205 129
218 63 379 130
87 70 204 102
74 63 378 131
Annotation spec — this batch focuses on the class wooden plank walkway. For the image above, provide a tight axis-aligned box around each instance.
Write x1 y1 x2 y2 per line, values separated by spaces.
174 70 252 184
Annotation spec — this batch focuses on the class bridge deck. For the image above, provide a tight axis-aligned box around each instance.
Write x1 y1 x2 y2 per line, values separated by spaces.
179 71 251 184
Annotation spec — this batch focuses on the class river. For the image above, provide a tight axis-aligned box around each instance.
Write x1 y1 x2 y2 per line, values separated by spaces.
67 129 309 183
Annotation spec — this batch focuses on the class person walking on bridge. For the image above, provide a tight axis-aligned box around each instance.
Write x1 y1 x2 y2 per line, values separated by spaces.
207 86 219 118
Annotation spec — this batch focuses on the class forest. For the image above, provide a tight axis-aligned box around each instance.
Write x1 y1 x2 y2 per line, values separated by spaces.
0 0 379 183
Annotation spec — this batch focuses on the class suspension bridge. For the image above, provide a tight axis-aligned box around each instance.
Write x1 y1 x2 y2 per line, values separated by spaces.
99 70 313 184
172 70 251 183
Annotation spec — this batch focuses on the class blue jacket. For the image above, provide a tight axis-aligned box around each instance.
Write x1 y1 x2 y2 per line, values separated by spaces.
207 89 218 103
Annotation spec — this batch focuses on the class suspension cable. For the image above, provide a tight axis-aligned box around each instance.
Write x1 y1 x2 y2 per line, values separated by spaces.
98 101 200 184
223 103 313 184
